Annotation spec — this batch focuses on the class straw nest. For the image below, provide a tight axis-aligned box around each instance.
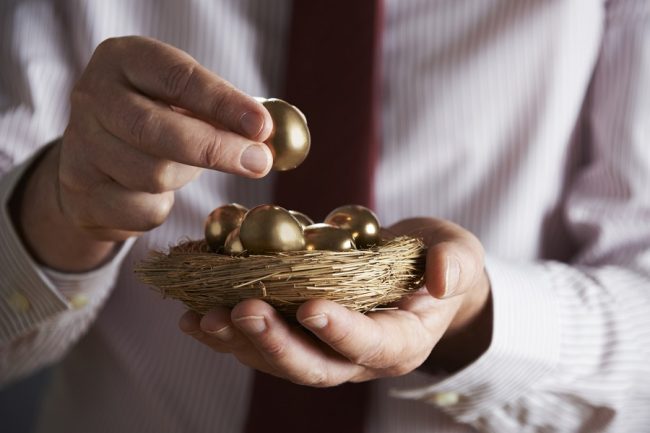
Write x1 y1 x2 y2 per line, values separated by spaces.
135 236 426 317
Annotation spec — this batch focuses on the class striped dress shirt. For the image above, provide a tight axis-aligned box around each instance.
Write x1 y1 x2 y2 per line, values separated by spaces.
1 1 650 432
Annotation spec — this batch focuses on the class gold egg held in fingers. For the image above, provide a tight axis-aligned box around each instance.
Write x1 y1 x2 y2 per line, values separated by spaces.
325 205 381 249
204 203 248 251
239 205 306 253
304 223 356 251
261 98 311 171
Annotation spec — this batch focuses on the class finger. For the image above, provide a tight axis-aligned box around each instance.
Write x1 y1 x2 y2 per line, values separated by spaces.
60 177 175 233
79 226 142 242
297 299 428 376
190 308 303 376
59 128 178 238
179 310 234 353
84 128 201 194
198 307 249 350
199 307 319 378
179 310 212 342
179 310 203 334
95 36 272 140
89 87 272 177
231 299 361 386
390 217 485 298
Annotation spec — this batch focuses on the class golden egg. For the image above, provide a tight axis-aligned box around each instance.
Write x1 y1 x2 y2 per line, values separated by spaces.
224 227 245 255
288 210 314 229
204 203 248 251
239 204 306 253
324 205 381 249
304 223 356 251
261 98 311 171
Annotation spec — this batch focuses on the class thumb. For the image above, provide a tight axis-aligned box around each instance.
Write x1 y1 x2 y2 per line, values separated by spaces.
389 217 485 299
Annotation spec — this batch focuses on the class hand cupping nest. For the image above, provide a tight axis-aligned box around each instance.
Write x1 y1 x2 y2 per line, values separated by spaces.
135 203 426 318
134 98 426 316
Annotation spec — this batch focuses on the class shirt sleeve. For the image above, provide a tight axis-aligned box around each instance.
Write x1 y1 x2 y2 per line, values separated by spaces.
0 151 136 385
0 1 134 385
391 2 650 431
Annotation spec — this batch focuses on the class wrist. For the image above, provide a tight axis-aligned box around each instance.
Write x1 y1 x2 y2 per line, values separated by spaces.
9 141 117 272
422 272 493 374
448 270 492 335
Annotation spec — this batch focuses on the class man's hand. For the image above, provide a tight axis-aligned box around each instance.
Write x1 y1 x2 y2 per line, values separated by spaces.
179 217 492 386
13 36 273 271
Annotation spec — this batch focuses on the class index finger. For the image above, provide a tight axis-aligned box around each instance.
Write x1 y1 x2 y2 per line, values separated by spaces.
98 36 272 141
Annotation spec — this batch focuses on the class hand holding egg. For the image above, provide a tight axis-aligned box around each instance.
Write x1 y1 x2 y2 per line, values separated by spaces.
258 97 311 171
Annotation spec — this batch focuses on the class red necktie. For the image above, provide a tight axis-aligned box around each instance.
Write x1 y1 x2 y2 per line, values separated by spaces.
274 0 383 221
244 1 383 432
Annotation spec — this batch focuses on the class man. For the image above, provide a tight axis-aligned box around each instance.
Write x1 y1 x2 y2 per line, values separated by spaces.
1 1 649 432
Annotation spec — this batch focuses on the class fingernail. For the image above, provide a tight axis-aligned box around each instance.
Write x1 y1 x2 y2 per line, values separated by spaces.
240 144 270 174
445 256 461 297
178 311 201 333
234 315 266 334
301 313 328 330
239 111 264 138
206 325 234 342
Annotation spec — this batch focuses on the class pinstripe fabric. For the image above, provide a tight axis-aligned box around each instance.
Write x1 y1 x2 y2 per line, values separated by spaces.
1 0 650 432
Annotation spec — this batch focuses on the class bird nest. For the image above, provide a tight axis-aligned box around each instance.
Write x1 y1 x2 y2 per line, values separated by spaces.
135 236 426 317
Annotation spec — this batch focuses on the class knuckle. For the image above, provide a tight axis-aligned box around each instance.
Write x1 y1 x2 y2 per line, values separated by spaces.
208 84 236 121
161 61 197 100
292 368 329 387
144 192 174 229
147 162 175 194
352 342 385 368
93 37 129 62
326 326 354 348
128 109 158 147
197 133 224 168
383 365 410 378
94 37 118 57
389 358 418 377
260 340 286 358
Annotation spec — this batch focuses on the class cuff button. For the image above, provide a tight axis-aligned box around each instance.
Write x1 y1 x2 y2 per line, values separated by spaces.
429 391 460 407
8 291 31 313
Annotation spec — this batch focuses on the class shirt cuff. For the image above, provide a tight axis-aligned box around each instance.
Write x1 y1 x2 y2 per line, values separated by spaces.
0 150 134 345
389 256 561 423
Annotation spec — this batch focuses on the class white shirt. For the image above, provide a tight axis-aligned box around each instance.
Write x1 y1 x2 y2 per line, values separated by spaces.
1 1 650 432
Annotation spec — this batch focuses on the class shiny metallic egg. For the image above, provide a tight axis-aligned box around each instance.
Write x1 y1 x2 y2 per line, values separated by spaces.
224 227 245 255
261 98 311 171
204 203 248 251
288 210 314 229
239 204 306 253
303 223 356 251
324 205 381 249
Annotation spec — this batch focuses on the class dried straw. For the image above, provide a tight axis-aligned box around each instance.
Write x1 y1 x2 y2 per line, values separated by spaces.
135 236 426 317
